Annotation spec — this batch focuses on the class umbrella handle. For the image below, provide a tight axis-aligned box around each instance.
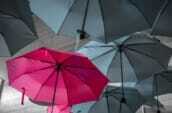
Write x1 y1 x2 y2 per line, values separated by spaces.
21 88 25 105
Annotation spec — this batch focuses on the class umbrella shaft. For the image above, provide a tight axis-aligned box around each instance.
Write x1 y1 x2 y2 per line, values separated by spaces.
119 51 125 98
81 0 90 31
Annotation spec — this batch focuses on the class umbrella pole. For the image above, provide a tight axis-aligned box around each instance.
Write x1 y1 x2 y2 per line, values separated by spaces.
51 68 60 113
119 49 126 113
21 88 25 105
105 95 111 113
76 0 90 41
119 49 125 101
155 75 161 113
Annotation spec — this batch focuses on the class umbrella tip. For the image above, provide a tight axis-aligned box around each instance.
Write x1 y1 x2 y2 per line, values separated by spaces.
120 97 126 103
76 29 88 40
157 109 161 113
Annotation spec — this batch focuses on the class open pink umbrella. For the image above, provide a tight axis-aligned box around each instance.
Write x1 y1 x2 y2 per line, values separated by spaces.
7 47 108 107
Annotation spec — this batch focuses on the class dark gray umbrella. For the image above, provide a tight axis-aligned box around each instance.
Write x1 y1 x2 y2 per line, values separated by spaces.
0 0 36 34
58 0 164 43
0 14 37 56
136 70 172 113
151 0 172 37
89 87 160 113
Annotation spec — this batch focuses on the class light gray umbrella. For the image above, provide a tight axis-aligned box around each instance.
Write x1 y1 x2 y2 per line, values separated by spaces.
78 33 172 83
89 86 160 113
0 14 37 56
78 33 172 105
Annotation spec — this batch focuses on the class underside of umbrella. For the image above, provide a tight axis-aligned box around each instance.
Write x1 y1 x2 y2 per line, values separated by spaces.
0 14 37 56
89 87 147 113
0 0 37 35
59 0 164 43
7 47 108 106
151 0 172 37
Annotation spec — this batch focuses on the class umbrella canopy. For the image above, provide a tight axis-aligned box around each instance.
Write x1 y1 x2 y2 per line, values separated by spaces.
151 0 172 37
7 47 108 106
0 0 37 34
29 0 74 33
88 87 157 113
77 41 115 75
58 0 164 42
79 33 172 83
79 33 172 103
136 70 172 113
0 14 37 56
47 105 71 113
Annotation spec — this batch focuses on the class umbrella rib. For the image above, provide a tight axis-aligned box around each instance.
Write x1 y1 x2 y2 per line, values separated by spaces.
64 65 95 70
23 56 55 64
124 47 166 69
64 68 97 99
83 45 114 48
61 68 71 106
129 0 151 26
34 69 56 101
51 70 59 113
125 42 156 47
12 65 55 84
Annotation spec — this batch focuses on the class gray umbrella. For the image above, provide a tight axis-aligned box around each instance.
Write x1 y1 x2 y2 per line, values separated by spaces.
0 14 37 56
80 33 172 103
89 86 160 113
136 70 172 113
58 0 165 43
0 0 37 34
151 0 172 37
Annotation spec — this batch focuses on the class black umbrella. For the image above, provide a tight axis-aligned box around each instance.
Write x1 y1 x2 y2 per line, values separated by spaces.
83 33 172 102
136 70 172 113
151 0 172 37
58 0 165 43
0 14 37 56
0 0 37 34
89 87 160 113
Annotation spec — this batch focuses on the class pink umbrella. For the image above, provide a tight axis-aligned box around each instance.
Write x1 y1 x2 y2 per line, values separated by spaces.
47 105 71 113
7 47 108 107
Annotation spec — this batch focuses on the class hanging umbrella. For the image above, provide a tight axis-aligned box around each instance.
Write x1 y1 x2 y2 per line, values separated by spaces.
151 0 172 37
136 70 172 113
79 33 172 82
0 14 37 56
6 47 108 107
79 33 172 103
88 86 159 113
58 0 165 43
0 0 37 35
